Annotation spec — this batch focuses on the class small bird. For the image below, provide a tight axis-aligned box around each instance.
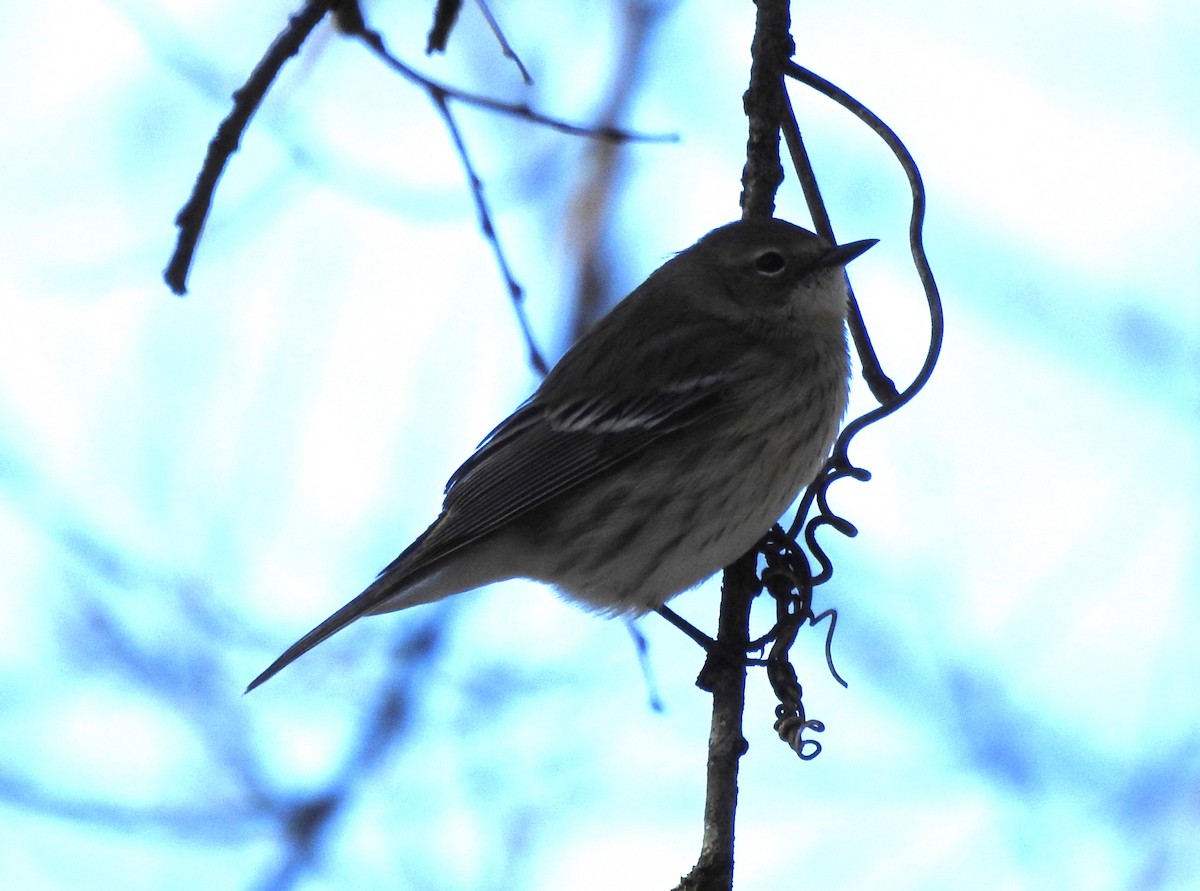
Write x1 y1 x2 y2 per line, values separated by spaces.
247 218 875 692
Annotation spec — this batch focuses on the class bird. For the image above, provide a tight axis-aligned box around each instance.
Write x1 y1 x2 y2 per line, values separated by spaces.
246 217 875 692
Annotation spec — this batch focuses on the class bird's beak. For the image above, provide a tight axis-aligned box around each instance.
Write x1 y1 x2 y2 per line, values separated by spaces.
817 238 878 269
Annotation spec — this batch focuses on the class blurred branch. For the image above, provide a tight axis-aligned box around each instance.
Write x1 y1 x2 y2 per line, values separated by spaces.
38 520 450 891
564 0 673 347
425 0 464 53
0 769 265 841
32 518 456 891
473 0 533 84
426 0 532 86
252 618 446 891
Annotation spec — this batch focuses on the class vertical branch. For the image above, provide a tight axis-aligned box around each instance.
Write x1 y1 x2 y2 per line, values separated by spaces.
739 0 794 220
678 4 794 889
564 0 666 347
676 552 759 891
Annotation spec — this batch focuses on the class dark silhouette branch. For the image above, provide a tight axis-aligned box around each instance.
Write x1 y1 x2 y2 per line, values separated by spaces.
426 0 532 85
785 61 944 433
674 552 759 891
425 0 464 53
428 88 549 375
164 0 332 295
347 21 671 143
678 2 945 886
739 0 793 221
164 0 675 304
675 3 794 889
781 99 899 405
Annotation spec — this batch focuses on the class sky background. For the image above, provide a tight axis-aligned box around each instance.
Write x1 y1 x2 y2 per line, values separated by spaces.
1 0 1198 889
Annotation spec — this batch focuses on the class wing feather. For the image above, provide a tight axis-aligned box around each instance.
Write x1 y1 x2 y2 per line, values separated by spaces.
244 378 727 693
418 372 729 565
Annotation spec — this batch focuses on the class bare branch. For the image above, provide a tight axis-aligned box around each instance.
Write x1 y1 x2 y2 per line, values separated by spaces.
426 0 464 53
347 20 673 143
678 1 796 888
675 552 759 891
164 0 332 295
428 89 549 376
0 767 265 841
165 0 674 297
780 97 899 405
739 0 793 219
335 6 676 377
786 61 944 429
475 0 534 84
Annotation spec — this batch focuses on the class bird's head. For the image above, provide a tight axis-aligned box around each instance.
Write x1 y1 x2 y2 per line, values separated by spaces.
681 218 876 327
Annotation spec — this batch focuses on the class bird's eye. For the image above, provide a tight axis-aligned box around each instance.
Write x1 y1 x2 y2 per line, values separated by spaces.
754 250 786 276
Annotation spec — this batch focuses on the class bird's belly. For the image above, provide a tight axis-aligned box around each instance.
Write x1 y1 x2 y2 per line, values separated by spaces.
524 409 838 615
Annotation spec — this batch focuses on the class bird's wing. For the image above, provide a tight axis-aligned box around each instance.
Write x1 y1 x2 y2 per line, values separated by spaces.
407 370 731 570
245 373 728 693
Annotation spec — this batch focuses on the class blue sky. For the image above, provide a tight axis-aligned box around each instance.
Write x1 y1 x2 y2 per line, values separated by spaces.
1 1 1197 889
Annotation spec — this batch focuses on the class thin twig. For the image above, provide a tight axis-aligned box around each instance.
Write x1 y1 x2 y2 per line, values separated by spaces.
657 604 717 651
781 98 899 405
429 90 549 375
754 62 944 740
349 22 674 144
475 0 533 84
785 61 944 456
165 1 674 297
340 9 676 376
164 0 332 295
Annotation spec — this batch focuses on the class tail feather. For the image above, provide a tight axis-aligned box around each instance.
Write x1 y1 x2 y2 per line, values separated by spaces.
244 561 439 693
246 523 521 692
246 581 388 693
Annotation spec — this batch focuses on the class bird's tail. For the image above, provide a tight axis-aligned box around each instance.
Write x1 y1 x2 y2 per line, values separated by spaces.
244 565 427 693
245 530 518 693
